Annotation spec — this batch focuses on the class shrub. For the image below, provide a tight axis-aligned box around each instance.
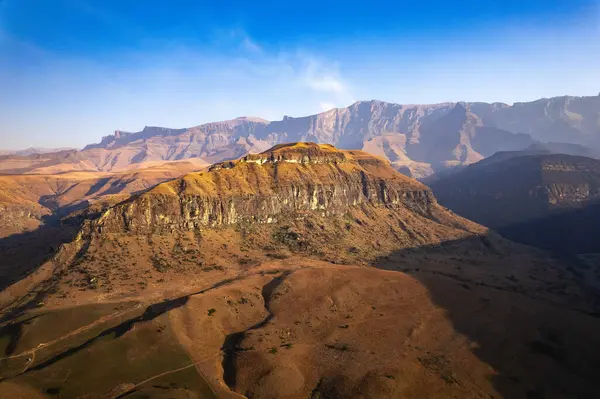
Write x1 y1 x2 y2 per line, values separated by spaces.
272 226 301 248
239 257 258 266
325 343 350 351
151 255 171 273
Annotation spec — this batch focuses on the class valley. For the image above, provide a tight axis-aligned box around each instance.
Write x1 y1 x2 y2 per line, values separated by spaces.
1 143 599 398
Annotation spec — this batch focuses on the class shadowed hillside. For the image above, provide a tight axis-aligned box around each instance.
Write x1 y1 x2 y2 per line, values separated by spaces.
430 152 600 254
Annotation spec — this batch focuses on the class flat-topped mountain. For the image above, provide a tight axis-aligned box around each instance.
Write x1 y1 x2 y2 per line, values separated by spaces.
92 142 475 238
3 142 488 316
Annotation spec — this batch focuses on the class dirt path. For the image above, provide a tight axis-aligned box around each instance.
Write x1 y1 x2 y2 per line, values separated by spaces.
107 357 220 399
0 303 143 361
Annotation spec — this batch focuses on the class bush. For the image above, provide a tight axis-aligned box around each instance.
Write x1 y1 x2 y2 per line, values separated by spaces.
151 255 171 273
272 226 301 248
239 257 258 266
325 343 350 351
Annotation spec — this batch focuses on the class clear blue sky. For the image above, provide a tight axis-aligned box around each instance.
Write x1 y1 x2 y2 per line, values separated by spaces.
1 0 599 149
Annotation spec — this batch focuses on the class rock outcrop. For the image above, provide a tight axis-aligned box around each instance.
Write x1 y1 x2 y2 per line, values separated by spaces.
95 143 441 235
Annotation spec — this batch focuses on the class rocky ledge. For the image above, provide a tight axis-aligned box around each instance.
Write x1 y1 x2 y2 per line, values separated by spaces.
209 142 348 171
92 143 438 235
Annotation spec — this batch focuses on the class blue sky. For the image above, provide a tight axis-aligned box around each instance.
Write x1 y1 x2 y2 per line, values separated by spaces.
1 0 599 149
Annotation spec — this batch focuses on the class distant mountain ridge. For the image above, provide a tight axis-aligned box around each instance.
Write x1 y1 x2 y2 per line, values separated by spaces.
4 94 600 176
0 147 76 156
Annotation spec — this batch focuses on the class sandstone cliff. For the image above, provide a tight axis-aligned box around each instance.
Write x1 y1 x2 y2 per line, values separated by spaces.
94 143 444 235
41 143 485 301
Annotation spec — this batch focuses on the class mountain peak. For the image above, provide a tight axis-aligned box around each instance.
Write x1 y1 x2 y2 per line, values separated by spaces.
234 116 270 123
22 94 600 176
452 101 468 112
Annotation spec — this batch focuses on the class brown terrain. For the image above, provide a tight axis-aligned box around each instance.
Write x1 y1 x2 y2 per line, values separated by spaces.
1 143 599 399
0 158 208 302
0 158 208 233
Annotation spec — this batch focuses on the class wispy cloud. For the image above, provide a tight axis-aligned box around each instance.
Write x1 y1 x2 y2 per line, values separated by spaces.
240 36 263 54
298 57 354 111
0 29 357 148
211 28 265 55
304 60 346 93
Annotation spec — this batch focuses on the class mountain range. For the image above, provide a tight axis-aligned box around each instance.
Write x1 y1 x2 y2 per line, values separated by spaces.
3 94 600 178
0 148 76 157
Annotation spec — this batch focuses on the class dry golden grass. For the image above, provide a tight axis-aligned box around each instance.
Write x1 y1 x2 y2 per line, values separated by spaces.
149 144 424 199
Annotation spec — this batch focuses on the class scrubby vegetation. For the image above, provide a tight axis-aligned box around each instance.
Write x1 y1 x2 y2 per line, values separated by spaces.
272 225 302 249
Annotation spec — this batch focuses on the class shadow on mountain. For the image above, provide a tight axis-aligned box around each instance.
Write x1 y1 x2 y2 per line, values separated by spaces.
496 202 600 255
0 216 80 308
373 235 600 399
83 177 112 197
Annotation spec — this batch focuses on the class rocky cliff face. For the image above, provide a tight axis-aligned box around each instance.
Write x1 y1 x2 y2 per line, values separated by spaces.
430 152 600 253
76 94 599 176
44 143 485 297
95 143 438 235
5 95 599 177
470 95 600 146
431 153 600 223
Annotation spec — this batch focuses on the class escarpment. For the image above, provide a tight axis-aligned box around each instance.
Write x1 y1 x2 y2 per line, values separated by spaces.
429 152 600 253
94 143 442 235
431 153 600 225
